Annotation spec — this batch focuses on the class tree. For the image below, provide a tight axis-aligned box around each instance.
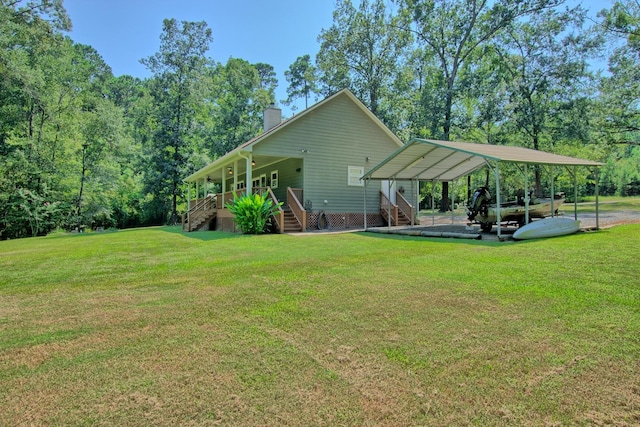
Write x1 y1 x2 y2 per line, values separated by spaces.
254 62 278 98
141 19 213 225
0 1 81 237
398 0 563 210
283 54 317 110
317 0 410 117
598 1 640 146
601 0 640 52
204 58 275 157
495 5 600 195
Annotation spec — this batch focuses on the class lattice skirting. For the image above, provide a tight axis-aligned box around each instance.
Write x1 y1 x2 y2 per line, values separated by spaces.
306 212 383 231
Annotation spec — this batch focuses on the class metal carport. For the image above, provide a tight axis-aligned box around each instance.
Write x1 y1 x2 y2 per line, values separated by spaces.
362 138 604 239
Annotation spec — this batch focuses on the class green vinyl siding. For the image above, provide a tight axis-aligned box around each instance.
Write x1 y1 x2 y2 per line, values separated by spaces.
225 158 303 203
253 92 403 213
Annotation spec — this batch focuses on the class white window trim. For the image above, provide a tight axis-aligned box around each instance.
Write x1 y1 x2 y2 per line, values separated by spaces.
270 170 278 189
252 174 266 189
348 165 365 187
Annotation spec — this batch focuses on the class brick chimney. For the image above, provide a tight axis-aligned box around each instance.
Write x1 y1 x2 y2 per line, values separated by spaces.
263 103 282 132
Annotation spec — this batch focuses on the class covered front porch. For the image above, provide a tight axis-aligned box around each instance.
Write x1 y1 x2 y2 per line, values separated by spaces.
181 185 414 233
183 146 416 234
181 186 306 233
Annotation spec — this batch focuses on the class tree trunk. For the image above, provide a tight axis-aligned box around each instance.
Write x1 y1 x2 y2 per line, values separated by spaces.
77 146 87 228
532 131 542 197
440 89 454 212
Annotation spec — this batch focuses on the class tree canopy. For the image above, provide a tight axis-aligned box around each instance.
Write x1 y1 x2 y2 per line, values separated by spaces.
0 0 638 238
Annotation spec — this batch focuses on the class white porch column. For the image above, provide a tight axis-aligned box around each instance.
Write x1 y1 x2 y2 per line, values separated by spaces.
245 154 253 196
233 160 238 191
187 182 191 211
221 167 226 194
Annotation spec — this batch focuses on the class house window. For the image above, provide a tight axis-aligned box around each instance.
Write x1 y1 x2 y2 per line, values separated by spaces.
252 174 266 189
348 166 364 187
236 181 245 190
270 170 278 189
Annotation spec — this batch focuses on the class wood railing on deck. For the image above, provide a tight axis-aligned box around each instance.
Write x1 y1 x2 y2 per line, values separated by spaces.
183 188 289 233
287 187 306 231
380 191 398 226
396 191 415 226
221 190 244 207
183 194 216 231
264 188 284 233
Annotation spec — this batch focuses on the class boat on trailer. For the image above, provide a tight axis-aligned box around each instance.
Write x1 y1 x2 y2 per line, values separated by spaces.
467 187 565 232
513 217 581 240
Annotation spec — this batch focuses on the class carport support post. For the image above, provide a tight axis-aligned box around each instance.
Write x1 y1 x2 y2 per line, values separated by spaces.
524 164 530 225
431 180 435 225
411 179 416 226
495 162 502 239
573 166 578 221
595 168 600 230
451 179 455 224
550 167 555 218
363 178 368 230
387 178 393 230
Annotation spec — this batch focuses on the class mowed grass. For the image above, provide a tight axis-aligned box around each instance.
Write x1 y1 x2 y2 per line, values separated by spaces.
1 225 639 426
571 195 640 214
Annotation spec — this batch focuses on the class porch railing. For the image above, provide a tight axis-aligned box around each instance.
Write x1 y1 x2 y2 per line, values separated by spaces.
287 187 306 231
396 191 415 226
380 191 398 226
265 188 284 233
184 194 217 231
184 188 288 233
220 190 244 207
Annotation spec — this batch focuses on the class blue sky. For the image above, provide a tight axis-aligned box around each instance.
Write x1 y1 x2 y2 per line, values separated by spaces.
64 0 610 116
63 0 335 114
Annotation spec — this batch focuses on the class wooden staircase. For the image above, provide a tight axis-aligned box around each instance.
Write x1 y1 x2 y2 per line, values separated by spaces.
283 210 303 232
381 207 411 226
380 190 415 226
189 209 217 231
184 195 217 231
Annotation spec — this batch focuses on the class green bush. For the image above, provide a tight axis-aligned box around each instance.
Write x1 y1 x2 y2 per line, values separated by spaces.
225 193 282 234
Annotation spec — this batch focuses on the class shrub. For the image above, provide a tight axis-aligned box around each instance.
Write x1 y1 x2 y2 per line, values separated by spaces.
225 192 282 234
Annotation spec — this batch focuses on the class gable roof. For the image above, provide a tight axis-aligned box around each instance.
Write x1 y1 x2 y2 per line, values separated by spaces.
363 138 604 182
185 89 403 183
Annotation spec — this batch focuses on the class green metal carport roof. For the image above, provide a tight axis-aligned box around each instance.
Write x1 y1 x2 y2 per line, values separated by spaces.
362 138 603 182
361 138 604 238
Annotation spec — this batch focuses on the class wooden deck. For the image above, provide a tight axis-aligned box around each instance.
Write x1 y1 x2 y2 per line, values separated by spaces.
183 188 415 233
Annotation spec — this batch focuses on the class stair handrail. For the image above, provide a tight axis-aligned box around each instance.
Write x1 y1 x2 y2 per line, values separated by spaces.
396 191 415 226
265 188 284 233
379 191 399 226
287 187 307 231
186 194 216 231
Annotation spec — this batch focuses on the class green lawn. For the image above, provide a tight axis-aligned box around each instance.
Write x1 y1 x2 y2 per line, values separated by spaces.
1 225 639 426
571 195 640 213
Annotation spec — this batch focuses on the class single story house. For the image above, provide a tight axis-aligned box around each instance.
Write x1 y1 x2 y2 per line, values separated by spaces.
183 89 418 232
